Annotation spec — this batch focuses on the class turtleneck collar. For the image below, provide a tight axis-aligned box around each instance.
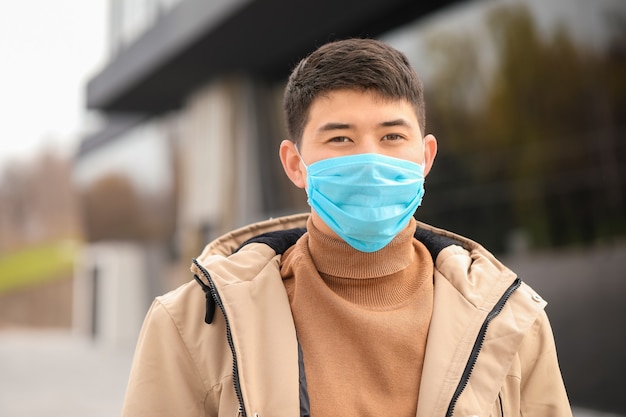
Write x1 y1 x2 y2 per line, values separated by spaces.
307 216 418 279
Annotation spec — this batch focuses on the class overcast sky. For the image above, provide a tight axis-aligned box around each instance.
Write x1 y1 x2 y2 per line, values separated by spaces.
0 0 107 171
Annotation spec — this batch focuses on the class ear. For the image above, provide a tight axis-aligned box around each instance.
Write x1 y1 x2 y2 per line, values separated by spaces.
279 140 307 188
423 134 438 176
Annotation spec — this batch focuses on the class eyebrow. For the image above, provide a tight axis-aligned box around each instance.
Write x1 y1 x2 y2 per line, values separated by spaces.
318 122 351 132
317 118 413 133
380 118 412 128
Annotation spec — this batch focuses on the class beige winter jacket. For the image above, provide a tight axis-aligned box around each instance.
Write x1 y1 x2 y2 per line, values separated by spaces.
121 213 572 417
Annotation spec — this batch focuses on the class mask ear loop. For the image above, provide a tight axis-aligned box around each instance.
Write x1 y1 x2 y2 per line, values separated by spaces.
420 138 427 172
294 143 309 169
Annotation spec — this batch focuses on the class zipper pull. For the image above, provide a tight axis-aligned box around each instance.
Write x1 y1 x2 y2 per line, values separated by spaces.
204 289 216 324
193 272 216 324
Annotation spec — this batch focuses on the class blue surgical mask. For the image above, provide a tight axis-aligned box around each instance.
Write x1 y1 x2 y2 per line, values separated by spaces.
299 152 426 252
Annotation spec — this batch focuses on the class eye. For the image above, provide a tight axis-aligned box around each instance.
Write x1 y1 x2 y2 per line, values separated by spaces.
382 134 404 141
328 136 352 143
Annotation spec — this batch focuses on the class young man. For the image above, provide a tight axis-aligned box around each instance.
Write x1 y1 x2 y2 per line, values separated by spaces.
122 39 572 416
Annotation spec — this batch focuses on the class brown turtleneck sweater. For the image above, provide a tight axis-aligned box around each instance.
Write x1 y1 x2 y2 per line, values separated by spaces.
280 217 434 417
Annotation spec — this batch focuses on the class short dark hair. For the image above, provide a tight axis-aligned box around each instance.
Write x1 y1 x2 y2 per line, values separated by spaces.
283 38 426 144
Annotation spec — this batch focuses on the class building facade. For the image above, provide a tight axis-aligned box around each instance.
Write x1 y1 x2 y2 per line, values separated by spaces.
72 0 461 346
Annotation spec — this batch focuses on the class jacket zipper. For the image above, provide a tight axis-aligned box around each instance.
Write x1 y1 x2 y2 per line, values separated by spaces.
444 277 521 417
193 259 247 417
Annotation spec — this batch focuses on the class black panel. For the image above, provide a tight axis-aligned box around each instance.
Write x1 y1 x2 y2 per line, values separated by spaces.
86 0 461 113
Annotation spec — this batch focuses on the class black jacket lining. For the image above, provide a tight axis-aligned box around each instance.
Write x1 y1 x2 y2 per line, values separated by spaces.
234 226 461 260
413 227 462 261
234 228 307 255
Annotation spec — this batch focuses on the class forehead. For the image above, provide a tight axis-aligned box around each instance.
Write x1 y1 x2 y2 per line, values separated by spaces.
313 88 401 105
306 89 419 127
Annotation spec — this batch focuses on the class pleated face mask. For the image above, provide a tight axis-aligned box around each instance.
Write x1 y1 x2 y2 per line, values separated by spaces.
300 152 425 252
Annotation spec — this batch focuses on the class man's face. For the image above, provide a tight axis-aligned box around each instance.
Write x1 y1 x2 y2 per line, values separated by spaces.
287 88 436 175
279 88 437 237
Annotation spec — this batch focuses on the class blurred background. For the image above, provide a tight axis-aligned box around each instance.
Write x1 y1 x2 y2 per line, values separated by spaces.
0 0 624 416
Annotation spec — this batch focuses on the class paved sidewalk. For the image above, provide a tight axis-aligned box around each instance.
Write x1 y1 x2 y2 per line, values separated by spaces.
0 329 133 417
0 328 623 417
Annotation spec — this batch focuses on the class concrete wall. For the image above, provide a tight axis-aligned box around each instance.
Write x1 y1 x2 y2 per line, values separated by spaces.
72 242 165 350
